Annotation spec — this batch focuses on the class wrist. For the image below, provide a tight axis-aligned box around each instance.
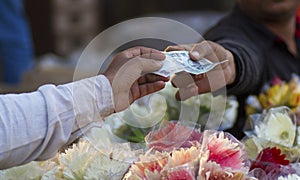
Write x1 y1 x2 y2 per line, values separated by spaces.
95 75 115 117
103 72 113 86
226 51 236 85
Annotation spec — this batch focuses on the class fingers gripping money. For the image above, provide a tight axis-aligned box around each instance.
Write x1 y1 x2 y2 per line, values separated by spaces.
152 41 236 100
153 51 229 77
111 41 235 102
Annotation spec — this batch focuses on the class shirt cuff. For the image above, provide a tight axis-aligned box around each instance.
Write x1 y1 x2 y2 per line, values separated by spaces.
68 75 115 132
95 75 115 117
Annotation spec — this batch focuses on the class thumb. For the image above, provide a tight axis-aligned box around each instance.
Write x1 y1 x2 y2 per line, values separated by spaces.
135 57 163 73
189 41 213 61
190 51 202 60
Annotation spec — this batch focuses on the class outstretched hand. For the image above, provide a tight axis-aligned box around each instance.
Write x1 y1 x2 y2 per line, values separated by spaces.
104 46 169 112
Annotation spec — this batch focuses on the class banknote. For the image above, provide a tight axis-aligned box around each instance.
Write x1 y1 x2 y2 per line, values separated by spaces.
153 51 229 77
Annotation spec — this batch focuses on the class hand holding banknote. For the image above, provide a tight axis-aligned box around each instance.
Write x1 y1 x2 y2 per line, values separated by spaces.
164 41 236 100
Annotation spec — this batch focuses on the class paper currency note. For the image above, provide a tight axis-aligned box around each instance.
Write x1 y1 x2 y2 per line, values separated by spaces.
153 51 229 77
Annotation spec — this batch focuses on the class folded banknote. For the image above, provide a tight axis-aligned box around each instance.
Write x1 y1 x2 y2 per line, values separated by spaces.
153 51 229 77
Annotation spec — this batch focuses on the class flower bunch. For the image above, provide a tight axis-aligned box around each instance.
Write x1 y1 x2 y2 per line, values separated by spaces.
125 122 253 180
198 130 251 180
246 75 300 116
243 106 300 179
0 126 142 180
3 118 300 179
249 147 300 179
243 107 300 162
244 75 300 179
145 121 202 152
124 147 198 180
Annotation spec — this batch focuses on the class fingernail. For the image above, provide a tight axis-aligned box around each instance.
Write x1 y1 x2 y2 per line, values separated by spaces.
191 51 200 59
159 53 166 60
154 61 163 68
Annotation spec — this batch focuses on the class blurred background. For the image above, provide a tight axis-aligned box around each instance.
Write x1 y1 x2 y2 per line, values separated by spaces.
0 0 235 93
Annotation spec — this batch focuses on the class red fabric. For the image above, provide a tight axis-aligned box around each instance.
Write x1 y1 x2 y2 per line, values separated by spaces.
297 6 300 17
295 16 300 39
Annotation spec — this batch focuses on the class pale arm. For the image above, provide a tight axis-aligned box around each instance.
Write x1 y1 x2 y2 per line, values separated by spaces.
0 75 114 169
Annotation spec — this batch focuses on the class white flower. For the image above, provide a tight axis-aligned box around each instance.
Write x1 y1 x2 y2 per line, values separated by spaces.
57 126 141 179
121 93 168 128
165 146 200 169
0 161 57 180
278 174 300 180
297 126 300 145
58 140 98 179
83 152 131 180
255 107 296 147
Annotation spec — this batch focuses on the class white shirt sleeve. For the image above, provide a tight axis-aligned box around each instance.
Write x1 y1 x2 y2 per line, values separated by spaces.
0 75 114 169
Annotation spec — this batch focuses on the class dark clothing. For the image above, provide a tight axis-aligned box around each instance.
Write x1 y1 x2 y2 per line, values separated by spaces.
205 6 300 139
